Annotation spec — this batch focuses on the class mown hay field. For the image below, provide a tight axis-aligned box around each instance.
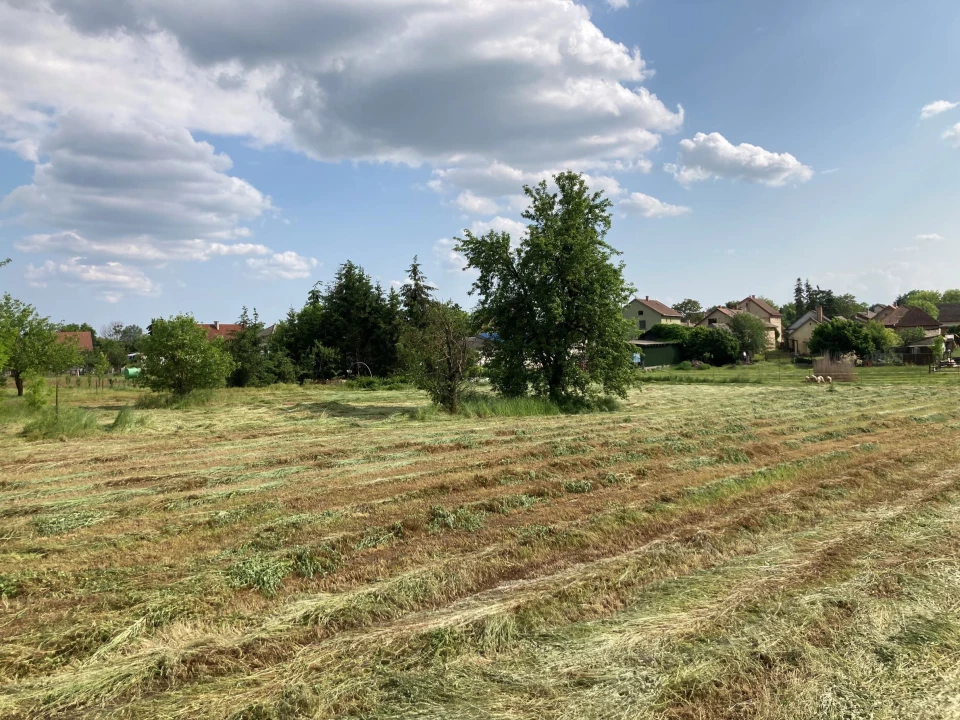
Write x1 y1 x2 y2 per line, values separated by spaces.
1 381 960 719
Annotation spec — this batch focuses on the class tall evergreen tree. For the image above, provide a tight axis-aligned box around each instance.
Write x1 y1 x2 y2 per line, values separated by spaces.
400 255 434 328
794 278 805 316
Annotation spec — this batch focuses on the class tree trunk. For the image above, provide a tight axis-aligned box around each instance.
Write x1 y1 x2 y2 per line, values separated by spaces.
14 372 23 396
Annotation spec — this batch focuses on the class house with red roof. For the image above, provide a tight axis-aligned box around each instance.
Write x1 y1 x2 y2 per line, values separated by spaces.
55 331 94 353
197 321 244 341
622 296 683 333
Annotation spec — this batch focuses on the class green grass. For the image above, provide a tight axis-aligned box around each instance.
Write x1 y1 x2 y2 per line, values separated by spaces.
21 407 100 440
638 359 960 385
456 395 564 417
134 388 216 409
109 406 147 433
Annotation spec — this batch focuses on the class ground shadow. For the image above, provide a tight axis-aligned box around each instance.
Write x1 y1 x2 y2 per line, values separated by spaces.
280 400 418 420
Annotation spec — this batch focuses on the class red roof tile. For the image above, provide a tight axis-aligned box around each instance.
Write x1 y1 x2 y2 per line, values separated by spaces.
197 323 243 340
56 331 94 353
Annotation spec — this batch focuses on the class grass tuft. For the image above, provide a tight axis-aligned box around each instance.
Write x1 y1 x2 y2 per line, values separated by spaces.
22 407 100 440
135 389 215 409
110 406 147 432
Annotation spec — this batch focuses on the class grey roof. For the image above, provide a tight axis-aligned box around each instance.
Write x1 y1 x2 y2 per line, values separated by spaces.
937 303 960 325
787 309 820 334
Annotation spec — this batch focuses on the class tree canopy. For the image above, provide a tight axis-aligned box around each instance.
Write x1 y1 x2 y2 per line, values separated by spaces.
808 318 891 359
727 312 768 358
400 256 435 329
455 171 634 403
0 294 79 396
671 299 704 325
140 314 235 395
400 301 477 412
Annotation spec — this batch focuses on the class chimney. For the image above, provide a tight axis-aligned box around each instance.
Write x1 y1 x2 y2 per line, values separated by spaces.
213 320 220 330
645 295 649 301
816 306 823 323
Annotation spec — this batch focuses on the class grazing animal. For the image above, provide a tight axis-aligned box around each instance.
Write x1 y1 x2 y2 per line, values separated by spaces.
816 376 824 384
827 376 833 384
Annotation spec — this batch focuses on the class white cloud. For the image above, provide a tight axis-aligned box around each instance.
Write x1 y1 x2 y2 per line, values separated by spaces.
606 0 630 8
3 112 274 261
665 132 813 186
433 238 470 274
920 100 958 119
943 123 960 147
469 216 528 242
25 257 158 301
0 1 682 200
246 252 318 280
915 233 944 242
619 192 691 218
16 231 270 263
455 191 500 215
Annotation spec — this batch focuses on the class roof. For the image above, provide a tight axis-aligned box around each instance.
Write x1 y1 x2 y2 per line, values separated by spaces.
56 331 94 353
877 305 940 329
907 333 949 348
197 323 243 340
937 303 960 325
740 295 782 318
870 305 898 324
628 297 682 318
787 310 821 333
628 339 681 347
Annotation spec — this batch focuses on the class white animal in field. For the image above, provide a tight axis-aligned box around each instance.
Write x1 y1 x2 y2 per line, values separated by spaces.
826 376 832 384
816 376 824 383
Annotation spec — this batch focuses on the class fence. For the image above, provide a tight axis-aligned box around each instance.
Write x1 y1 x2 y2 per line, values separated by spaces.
812 357 856 382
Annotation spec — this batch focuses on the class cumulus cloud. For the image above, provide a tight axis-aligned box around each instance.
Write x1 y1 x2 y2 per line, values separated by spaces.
665 132 813 186
2 1 681 200
3 112 274 259
25 257 158 302
433 238 470 274
920 100 958 119
915 233 944 242
619 192 691 218
455 191 500 216
606 0 630 8
246 251 318 280
943 123 960 147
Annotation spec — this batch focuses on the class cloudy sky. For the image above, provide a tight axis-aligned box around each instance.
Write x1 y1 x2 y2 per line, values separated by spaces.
1 0 958 327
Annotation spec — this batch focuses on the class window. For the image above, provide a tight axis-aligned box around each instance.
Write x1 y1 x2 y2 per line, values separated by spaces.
639 320 647 330
638 310 644 315
708 318 717 326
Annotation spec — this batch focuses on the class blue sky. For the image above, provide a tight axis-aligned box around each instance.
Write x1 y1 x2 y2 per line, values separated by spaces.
1 0 958 330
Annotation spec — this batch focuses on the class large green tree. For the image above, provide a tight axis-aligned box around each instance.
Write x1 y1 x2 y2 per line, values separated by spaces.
455 171 634 403
808 318 875 358
0 294 78 396
140 314 235 395
727 312 768 358
225 307 271 387
400 301 477 412
672 299 704 325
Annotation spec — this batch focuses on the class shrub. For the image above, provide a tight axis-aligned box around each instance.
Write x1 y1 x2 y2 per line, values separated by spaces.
675 360 693 371
139 314 235 396
23 375 53 411
22 408 100 440
345 376 412 391
682 327 739 366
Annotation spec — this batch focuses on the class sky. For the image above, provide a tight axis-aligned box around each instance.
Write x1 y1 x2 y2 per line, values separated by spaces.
1 0 958 330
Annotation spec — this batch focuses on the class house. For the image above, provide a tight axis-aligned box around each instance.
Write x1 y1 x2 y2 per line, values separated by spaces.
872 306 941 333
622 297 682 333
197 321 243 341
735 295 782 348
937 303 960 332
785 307 824 355
56 331 94 353
697 306 739 328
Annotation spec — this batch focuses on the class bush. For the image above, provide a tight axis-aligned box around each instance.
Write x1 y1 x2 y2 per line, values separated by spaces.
641 324 692 343
22 408 100 440
675 360 693 371
139 314 235 396
23 375 53 411
110 406 147 433
344 376 412 391
682 327 739 366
